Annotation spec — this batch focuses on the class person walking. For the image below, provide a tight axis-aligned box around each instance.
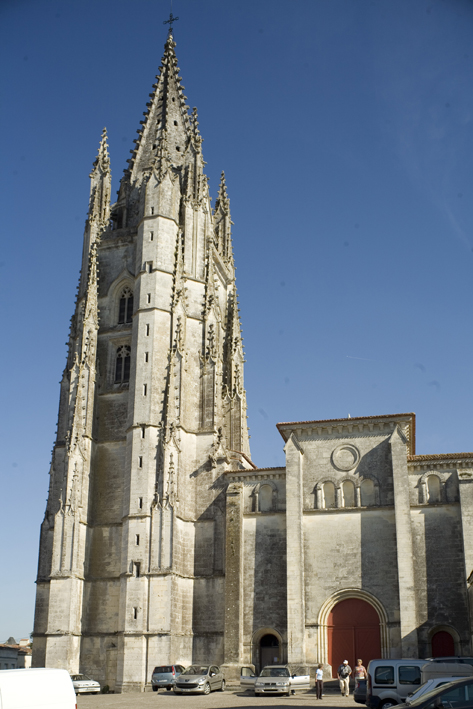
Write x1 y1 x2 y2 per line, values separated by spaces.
354 659 367 682
316 664 324 700
337 660 352 696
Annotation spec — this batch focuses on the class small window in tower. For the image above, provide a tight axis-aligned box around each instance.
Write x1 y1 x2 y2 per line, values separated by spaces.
143 384 147 396
118 287 133 324
148 262 153 273
151 206 154 215
115 345 131 383
139 497 143 509
135 562 141 577
145 352 149 363
176 146 180 151
172 97 175 102
141 426 145 439
133 607 138 619
136 534 140 546
150 231 154 241
138 456 143 468
146 324 150 336
174 120 177 126
147 293 151 304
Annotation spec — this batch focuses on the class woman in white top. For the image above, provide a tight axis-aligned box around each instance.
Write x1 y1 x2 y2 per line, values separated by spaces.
316 664 324 700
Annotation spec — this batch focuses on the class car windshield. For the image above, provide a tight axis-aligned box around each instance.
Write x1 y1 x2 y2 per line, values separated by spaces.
260 668 290 678
407 680 459 707
71 675 92 681
181 666 209 675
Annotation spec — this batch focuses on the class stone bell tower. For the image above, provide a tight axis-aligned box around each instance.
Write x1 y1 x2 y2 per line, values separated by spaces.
33 30 252 692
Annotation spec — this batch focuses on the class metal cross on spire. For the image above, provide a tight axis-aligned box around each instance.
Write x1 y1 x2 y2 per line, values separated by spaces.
163 11 179 34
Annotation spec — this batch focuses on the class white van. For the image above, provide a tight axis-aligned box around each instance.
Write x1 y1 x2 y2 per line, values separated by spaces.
0 668 76 709
366 659 431 709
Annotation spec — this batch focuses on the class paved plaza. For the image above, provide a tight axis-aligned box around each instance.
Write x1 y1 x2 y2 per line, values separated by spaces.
77 688 359 709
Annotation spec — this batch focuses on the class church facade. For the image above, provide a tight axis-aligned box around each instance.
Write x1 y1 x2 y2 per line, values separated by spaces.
33 33 473 692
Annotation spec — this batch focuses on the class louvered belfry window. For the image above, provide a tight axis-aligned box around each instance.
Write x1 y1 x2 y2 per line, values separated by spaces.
115 345 131 382
118 287 133 324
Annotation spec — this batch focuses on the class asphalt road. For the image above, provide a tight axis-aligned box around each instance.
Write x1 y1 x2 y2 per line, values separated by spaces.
77 689 359 709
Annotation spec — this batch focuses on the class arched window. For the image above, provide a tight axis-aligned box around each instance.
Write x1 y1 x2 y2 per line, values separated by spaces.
342 480 355 507
118 287 133 324
360 479 375 506
427 475 441 503
259 484 273 512
323 482 336 509
115 345 131 383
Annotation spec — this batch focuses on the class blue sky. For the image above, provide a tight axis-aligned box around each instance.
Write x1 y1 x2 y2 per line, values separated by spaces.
1 0 472 641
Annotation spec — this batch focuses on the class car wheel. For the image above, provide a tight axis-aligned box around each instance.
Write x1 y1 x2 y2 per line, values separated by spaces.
220 679 225 691
204 682 211 695
152 687 158 692
166 686 171 691
380 701 397 709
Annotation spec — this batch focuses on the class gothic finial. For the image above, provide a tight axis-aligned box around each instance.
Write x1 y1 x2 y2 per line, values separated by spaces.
190 107 202 147
215 171 229 211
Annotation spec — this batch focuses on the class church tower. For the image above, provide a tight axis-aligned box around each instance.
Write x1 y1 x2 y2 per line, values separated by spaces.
33 31 252 691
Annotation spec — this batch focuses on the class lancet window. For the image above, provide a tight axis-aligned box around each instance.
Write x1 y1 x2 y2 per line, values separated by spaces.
115 345 131 383
118 287 133 324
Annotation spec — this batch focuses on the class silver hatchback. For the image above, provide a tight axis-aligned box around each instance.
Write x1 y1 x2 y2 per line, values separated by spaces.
174 665 225 694
151 665 185 692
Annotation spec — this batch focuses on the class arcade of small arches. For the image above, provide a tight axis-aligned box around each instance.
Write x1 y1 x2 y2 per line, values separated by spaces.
316 477 379 509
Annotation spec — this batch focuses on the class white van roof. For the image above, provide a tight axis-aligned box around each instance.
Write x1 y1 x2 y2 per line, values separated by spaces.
0 668 76 708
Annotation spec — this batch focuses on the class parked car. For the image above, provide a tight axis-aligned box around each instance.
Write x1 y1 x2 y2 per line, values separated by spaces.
240 665 310 696
151 664 185 692
354 677 367 704
366 659 430 709
0 668 77 708
406 677 468 704
426 656 473 667
394 677 473 709
70 673 101 694
173 665 225 694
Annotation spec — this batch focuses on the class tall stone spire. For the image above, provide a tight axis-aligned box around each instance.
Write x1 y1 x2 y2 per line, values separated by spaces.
128 32 191 179
33 30 252 691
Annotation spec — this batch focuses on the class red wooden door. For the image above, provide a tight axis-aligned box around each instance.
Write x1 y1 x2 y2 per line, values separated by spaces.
328 599 381 677
431 631 455 657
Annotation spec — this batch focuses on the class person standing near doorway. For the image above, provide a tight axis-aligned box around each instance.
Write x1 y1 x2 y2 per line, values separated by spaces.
337 660 352 696
316 664 324 700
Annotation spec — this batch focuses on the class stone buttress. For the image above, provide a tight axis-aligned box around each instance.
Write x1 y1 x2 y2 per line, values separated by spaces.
33 33 252 692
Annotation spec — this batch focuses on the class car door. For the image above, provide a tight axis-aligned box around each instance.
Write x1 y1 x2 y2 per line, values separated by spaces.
209 666 219 690
290 672 311 691
240 666 257 689
398 664 422 701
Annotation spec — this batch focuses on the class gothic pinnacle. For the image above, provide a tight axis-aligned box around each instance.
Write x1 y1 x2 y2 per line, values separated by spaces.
89 127 110 178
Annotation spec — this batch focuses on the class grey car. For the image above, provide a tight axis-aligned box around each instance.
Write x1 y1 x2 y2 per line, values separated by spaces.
174 665 225 695
241 665 310 696
151 665 184 692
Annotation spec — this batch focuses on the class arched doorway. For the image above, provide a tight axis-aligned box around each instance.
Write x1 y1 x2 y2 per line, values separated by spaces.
431 630 455 657
260 634 280 671
328 598 381 677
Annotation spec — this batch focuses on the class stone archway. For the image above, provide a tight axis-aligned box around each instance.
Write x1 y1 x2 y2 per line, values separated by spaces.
318 590 388 677
429 626 460 657
251 628 283 673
